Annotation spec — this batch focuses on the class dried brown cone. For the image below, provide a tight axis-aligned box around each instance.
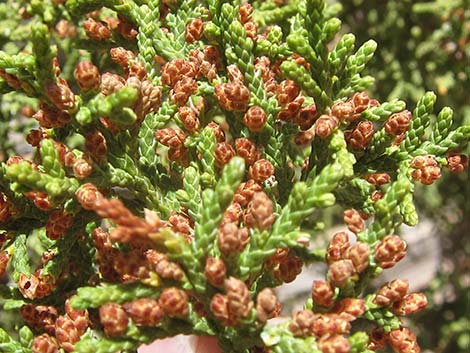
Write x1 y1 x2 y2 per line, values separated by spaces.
275 253 303 283
328 259 356 288
45 210 73 240
446 153 469 172
169 76 198 105
346 121 374 149
350 92 375 118
243 106 268 132
99 303 129 337
326 232 350 264
227 64 244 83
254 56 273 82
179 106 200 133
243 191 275 231
100 72 126 96
368 327 388 351
161 59 197 87
32 333 60 353
225 277 253 318
159 287 189 318
74 61 100 91
374 279 409 306
344 242 370 273
311 280 335 308
55 315 82 352
215 142 236 168
343 209 365 234
256 288 281 322
205 257 227 287
392 293 428 316
18 273 55 300
215 81 250 111
123 298 164 326
288 310 315 337
375 235 407 269
83 18 111 40
218 223 250 255
21 304 58 335
185 18 204 43
385 110 412 136
388 327 421 353
318 334 351 353
315 115 339 138
249 159 275 183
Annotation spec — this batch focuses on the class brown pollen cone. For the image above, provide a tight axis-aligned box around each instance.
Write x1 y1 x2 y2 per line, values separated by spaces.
225 277 253 319
243 106 267 132
318 334 351 353
159 287 189 318
99 303 129 337
315 115 339 138
233 179 263 206
311 280 335 308
215 142 236 168
392 293 428 316
74 61 100 91
123 298 164 326
185 18 204 43
346 121 374 149
446 153 468 172
249 159 275 183
385 110 412 136
32 334 60 353
375 235 407 269
205 257 227 287
256 288 281 322
215 81 250 111
344 242 370 273
388 327 421 353
374 279 409 306
218 222 250 256
343 209 365 234
235 138 259 165
328 259 356 288
243 191 275 231
288 309 315 337
326 232 350 264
